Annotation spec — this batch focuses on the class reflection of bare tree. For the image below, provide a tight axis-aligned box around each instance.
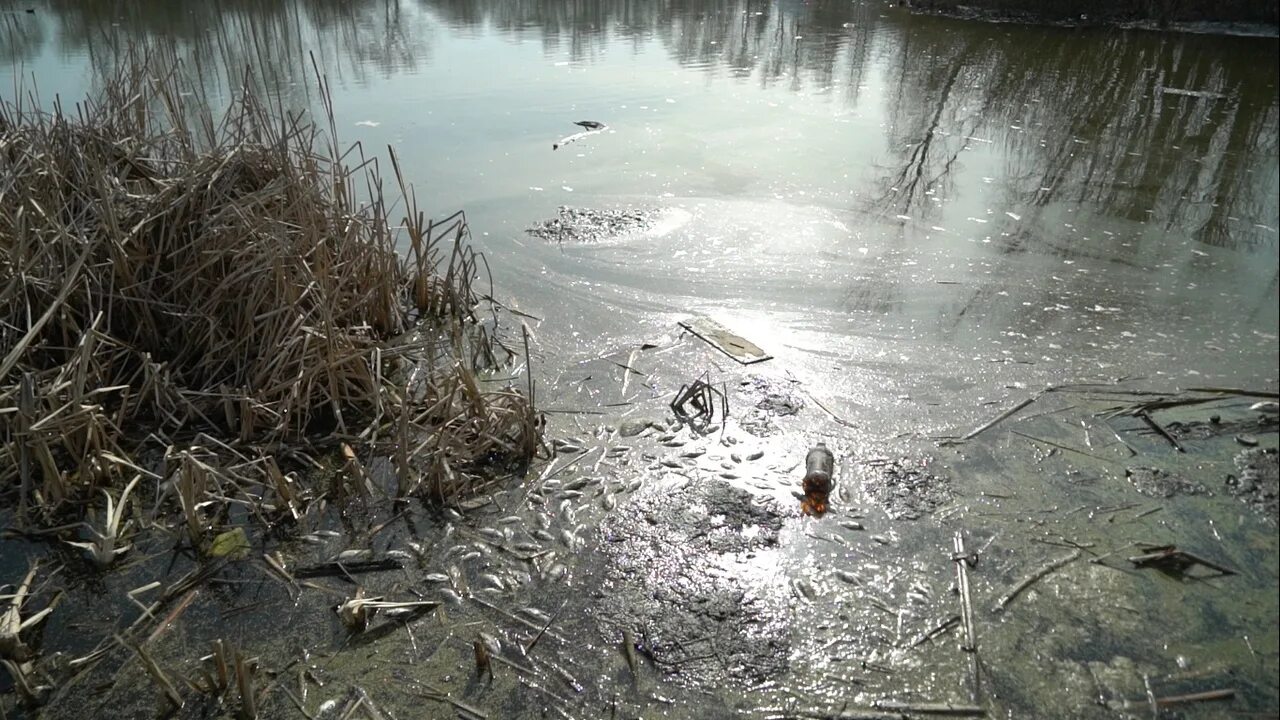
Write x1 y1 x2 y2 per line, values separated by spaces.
9 0 432 108
874 31 985 219
0 10 46 66
979 30 1279 252
4 0 1274 254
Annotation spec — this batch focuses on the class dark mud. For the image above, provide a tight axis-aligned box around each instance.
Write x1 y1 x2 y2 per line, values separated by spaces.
1228 447 1279 522
735 375 806 438
525 206 659 243
592 480 792 687
1166 411 1279 444
1125 465 1211 498
863 456 953 520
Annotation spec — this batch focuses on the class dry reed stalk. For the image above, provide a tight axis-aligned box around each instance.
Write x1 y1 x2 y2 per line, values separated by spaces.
0 46 540 535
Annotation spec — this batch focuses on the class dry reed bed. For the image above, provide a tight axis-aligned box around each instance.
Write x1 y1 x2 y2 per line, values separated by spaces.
0 54 541 548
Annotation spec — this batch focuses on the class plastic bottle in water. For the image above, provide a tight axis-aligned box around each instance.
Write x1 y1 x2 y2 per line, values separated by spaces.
802 443 835 514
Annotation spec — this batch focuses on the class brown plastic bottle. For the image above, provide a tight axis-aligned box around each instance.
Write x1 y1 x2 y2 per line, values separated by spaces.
803 443 835 500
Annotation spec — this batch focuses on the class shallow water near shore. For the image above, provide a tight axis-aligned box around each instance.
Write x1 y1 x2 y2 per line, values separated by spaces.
2 1 1278 718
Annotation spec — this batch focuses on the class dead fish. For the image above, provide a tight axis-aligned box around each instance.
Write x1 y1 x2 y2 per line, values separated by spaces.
682 449 706 458
545 563 568 581
473 639 491 680
834 570 859 585
563 477 592 491
439 588 463 605
518 607 551 624
840 520 864 531
602 494 617 511
560 529 578 550
661 459 683 468
478 528 506 543
719 472 740 480
531 529 555 542
384 550 414 561
552 664 584 693
423 573 450 583
730 453 743 463
528 493 547 505
315 698 341 719
871 535 891 545
621 629 638 674
1250 401 1279 414
791 577 817 602
332 549 372 562
458 551 482 563
497 515 523 525
514 542 542 553
556 490 585 499
479 631 502 656
746 450 765 461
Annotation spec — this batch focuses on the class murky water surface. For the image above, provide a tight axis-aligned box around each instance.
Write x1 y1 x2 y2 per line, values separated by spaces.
2 2 1277 719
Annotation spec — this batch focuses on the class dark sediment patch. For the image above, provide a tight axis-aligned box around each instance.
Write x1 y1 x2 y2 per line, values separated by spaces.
736 375 805 437
591 480 792 688
525 205 659 243
866 457 952 520
1124 466 1210 498
1228 447 1279 522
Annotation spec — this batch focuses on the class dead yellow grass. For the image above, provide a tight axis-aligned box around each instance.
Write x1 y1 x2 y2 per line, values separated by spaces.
0 49 540 530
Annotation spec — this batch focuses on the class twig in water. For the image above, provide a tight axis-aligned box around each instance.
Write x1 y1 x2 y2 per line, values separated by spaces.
523 599 568 654
992 550 1080 613
951 533 981 704
1008 430 1117 464
957 395 1039 441
1136 410 1184 452
1155 687 1235 707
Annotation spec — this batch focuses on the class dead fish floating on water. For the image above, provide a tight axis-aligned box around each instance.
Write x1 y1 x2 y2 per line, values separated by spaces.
553 120 608 150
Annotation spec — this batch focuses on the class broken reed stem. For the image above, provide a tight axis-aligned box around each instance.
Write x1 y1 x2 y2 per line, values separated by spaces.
952 533 980 705
960 395 1039 441
992 550 1081 613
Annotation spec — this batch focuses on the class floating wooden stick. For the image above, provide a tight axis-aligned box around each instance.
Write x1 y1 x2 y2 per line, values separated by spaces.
1136 410 1184 452
873 699 986 716
952 533 981 704
992 550 1081 613
1156 687 1235 706
963 395 1038 440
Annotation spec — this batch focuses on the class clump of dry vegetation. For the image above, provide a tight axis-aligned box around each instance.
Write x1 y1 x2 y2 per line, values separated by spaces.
0 50 540 537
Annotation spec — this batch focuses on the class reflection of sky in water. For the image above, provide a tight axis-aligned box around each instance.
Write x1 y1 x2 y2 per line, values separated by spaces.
2 0 1276 420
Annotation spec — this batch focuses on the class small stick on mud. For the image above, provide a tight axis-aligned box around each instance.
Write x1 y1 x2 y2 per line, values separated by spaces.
523 599 567 654
125 636 184 709
1155 687 1235 707
1136 410 1184 453
910 615 961 648
992 550 1081 613
872 700 986 716
958 395 1038 441
951 533 980 704
1009 430 1117 463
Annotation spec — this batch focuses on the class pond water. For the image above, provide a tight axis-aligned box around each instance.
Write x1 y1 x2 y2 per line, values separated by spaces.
3 1 1276 418
2 2 1278 719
